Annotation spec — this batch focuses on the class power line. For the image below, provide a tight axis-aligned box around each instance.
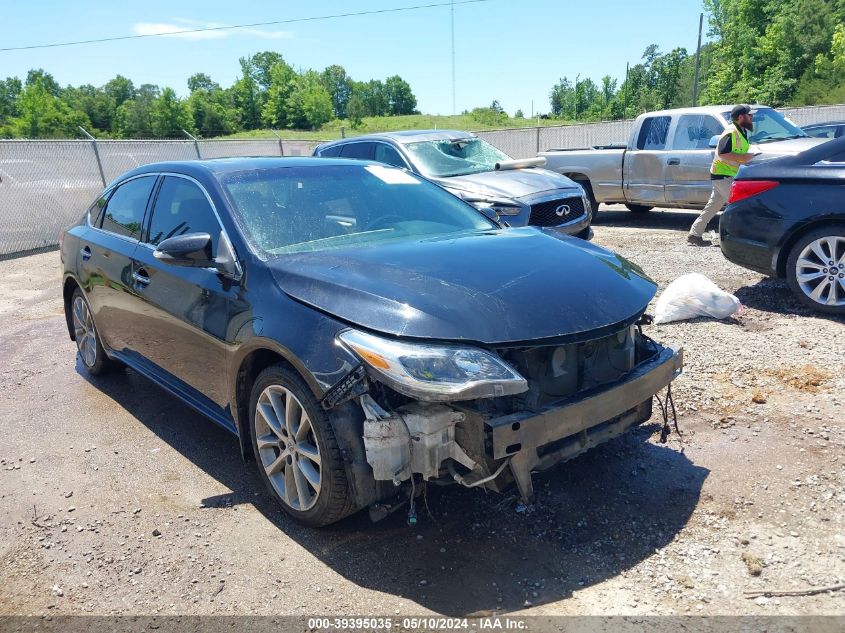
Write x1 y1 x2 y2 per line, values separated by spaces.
0 0 493 52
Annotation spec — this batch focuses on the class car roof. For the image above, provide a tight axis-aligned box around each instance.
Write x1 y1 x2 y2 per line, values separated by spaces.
803 121 845 127
317 129 477 149
112 156 374 184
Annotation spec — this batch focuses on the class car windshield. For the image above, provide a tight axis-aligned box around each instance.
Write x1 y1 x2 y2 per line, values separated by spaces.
404 137 511 177
721 107 808 144
220 164 497 256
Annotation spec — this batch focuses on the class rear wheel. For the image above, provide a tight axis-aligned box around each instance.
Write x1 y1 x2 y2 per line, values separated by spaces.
625 203 654 214
249 364 356 527
70 288 116 375
786 227 845 315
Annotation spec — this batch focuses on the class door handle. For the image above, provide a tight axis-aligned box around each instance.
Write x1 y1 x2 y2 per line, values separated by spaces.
80 246 92 261
132 269 151 287
667 158 681 166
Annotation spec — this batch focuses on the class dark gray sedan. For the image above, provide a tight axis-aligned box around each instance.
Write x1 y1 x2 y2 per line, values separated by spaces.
314 130 592 237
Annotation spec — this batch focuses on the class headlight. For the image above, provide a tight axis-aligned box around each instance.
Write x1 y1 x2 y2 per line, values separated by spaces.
337 329 527 402
468 199 523 216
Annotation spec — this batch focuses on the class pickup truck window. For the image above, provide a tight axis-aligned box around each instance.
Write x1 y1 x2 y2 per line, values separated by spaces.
719 107 808 144
636 116 672 150
672 114 722 150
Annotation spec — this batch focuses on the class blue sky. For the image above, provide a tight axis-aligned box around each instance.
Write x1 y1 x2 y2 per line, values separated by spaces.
1 0 708 116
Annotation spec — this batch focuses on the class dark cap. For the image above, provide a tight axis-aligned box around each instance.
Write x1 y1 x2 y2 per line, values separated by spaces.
731 104 751 120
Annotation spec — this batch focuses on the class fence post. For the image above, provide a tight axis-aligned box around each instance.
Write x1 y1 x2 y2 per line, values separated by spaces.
272 130 285 156
78 127 107 188
183 130 201 159
536 125 541 154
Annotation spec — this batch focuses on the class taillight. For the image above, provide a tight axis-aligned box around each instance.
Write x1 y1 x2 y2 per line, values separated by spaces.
728 180 779 204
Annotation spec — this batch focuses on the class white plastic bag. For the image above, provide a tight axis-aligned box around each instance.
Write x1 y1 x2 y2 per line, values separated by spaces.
653 273 742 324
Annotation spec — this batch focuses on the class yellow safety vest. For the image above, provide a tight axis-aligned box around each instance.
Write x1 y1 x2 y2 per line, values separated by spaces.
711 125 750 177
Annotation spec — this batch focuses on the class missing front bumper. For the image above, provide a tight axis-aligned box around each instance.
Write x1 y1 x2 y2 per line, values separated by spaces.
487 345 684 501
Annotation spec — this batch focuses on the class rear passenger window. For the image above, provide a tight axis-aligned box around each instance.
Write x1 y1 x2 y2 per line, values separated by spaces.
318 145 343 157
100 176 157 239
147 177 221 255
374 143 407 168
88 193 109 227
339 143 374 160
636 116 672 150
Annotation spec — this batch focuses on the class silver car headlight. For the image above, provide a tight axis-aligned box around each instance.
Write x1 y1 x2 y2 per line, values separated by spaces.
337 329 527 402
468 199 523 216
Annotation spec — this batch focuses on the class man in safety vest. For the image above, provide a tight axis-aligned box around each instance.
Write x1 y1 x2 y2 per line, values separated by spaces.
688 104 758 246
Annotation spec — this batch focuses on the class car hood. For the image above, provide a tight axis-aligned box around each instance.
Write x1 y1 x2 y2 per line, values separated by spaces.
431 168 577 200
755 136 826 155
268 228 656 345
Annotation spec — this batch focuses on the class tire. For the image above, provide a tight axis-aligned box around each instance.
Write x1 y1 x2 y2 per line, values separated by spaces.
249 364 356 527
785 226 845 315
70 288 116 375
625 203 653 214
574 180 598 221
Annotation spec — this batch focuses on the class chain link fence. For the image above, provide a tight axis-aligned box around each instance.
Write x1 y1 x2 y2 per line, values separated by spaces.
2 103 844 258
0 138 324 257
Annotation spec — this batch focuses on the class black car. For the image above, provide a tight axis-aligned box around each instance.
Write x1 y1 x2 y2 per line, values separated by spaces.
61 158 682 527
803 121 845 140
720 136 845 314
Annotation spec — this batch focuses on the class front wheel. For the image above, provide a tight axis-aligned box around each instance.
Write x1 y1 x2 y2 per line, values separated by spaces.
249 364 356 527
625 203 653 214
574 180 598 221
785 227 845 315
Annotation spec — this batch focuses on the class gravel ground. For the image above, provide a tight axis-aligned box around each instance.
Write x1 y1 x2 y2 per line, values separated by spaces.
0 205 843 619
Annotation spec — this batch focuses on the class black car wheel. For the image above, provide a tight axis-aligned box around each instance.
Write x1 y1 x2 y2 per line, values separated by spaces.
70 288 115 375
249 364 355 527
625 203 653 214
786 227 845 315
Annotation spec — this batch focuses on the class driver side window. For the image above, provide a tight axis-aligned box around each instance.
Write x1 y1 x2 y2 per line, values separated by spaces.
146 177 221 256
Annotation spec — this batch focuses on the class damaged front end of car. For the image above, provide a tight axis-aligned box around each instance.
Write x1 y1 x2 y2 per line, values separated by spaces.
325 321 683 520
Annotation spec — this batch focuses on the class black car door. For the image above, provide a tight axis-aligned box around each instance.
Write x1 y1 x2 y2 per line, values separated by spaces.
82 175 158 353
125 174 242 411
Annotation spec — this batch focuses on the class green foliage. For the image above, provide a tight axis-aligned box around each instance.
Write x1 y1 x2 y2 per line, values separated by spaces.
284 71 334 130
384 75 417 115
12 75 90 138
320 65 353 119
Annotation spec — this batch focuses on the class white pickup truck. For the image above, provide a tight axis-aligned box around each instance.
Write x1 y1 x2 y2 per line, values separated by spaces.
539 105 825 215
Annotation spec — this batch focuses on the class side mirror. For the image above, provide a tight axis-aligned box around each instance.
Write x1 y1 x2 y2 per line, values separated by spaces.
708 135 720 149
154 233 214 267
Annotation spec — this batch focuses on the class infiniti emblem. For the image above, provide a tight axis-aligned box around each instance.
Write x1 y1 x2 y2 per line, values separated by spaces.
555 204 571 217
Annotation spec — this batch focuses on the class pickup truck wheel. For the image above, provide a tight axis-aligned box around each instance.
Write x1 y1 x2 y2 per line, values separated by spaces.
785 227 845 315
625 203 653 214
574 180 598 220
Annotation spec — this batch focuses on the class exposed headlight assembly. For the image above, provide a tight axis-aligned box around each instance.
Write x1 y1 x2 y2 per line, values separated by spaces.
337 329 527 402
467 198 523 216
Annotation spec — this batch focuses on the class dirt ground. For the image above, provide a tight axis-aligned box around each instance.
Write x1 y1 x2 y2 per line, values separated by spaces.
0 205 843 619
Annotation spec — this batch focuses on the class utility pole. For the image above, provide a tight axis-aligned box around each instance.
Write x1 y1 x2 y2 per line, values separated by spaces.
574 73 580 121
692 12 704 106
451 0 456 114
623 62 629 119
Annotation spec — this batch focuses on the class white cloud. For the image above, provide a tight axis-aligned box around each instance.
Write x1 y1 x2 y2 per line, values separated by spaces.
132 19 293 41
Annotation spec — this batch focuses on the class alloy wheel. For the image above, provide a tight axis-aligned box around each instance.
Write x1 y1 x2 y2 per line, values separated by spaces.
72 295 97 367
794 235 845 307
254 385 322 511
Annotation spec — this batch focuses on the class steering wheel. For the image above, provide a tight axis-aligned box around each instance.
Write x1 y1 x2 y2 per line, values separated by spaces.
364 214 404 231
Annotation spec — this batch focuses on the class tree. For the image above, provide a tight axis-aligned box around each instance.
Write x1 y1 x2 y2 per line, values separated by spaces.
187 73 218 94
0 77 22 123
384 75 417 115
353 79 388 117
514 108 524 118
151 87 194 137
549 77 574 119
346 93 366 128
25 69 61 96
62 84 117 133
320 65 353 119
113 84 160 137
231 57 262 130
12 75 90 138
104 75 136 108
285 71 333 129
261 60 297 128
